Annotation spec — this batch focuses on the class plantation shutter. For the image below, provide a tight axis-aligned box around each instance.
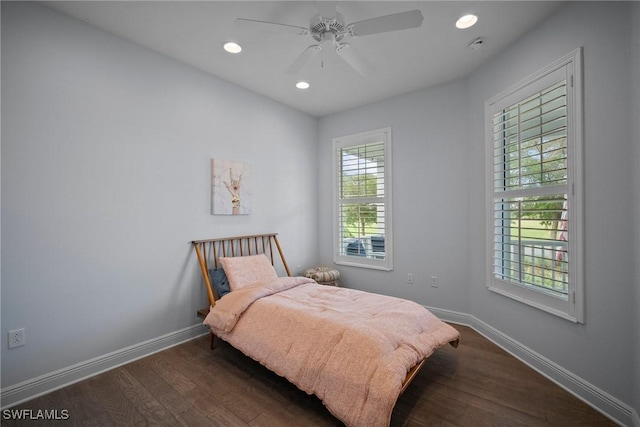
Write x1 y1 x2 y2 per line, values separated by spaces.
333 128 392 270
491 79 569 296
486 49 583 323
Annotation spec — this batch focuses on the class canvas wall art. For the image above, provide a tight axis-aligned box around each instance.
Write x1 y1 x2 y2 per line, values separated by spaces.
211 159 252 215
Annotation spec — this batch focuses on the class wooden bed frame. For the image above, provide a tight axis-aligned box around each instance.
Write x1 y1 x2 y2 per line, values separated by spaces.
191 233 439 397
192 233 291 308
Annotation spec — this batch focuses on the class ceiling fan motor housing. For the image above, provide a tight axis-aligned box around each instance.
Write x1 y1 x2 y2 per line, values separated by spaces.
310 12 346 42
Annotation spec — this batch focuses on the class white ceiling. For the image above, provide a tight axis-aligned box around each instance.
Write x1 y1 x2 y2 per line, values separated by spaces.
43 1 563 117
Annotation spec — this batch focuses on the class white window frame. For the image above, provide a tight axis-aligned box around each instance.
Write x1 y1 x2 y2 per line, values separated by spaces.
485 48 584 323
333 127 393 270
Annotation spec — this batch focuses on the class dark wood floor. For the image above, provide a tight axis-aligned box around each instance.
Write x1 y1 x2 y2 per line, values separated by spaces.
3 324 617 426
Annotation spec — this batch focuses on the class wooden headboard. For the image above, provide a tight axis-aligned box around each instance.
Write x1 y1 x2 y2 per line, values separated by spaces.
191 233 292 307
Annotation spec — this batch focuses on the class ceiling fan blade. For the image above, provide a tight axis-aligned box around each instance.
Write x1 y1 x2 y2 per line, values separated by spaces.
348 10 424 37
315 1 337 19
235 18 309 36
286 45 322 75
335 43 374 76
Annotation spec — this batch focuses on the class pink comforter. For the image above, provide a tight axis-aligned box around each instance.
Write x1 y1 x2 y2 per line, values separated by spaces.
203 277 460 427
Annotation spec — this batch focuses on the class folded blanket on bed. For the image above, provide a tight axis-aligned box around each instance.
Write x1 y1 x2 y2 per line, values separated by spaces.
203 276 459 427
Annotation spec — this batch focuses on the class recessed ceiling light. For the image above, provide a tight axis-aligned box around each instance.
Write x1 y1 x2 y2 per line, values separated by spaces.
223 41 242 54
456 14 478 29
296 81 310 90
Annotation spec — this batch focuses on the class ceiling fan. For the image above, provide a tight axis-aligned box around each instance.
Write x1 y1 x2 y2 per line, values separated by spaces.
235 4 424 76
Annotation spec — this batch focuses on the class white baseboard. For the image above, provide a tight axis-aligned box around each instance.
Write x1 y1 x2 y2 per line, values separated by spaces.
428 307 638 427
0 324 208 410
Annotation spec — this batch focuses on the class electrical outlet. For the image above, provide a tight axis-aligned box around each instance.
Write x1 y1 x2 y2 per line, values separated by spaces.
407 273 414 284
430 276 439 288
8 328 25 349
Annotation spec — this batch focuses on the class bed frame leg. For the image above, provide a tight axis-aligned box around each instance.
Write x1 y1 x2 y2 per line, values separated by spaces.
210 331 216 350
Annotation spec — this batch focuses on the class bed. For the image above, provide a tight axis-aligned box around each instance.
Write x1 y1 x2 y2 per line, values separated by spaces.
192 233 459 427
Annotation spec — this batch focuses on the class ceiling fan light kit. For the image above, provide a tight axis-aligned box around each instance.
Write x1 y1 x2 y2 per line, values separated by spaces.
234 7 424 77
310 12 346 42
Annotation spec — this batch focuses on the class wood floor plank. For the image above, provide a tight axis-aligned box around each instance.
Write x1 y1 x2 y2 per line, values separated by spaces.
110 367 177 426
63 380 107 422
77 372 145 426
144 353 198 396
393 386 470 426
82 412 117 427
125 358 193 417
174 406 226 427
4 324 617 426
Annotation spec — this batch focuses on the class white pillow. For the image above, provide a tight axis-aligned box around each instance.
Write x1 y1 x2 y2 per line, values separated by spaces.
219 254 278 291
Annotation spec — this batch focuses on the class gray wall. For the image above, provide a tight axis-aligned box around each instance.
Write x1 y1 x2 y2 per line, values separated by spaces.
632 2 640 422
319 1 637 421
468 0 636 405
318 79 472 315
1 1 318 390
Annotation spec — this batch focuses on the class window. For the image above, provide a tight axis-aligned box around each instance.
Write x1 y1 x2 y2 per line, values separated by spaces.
485 49 583 322
333 128 392 270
